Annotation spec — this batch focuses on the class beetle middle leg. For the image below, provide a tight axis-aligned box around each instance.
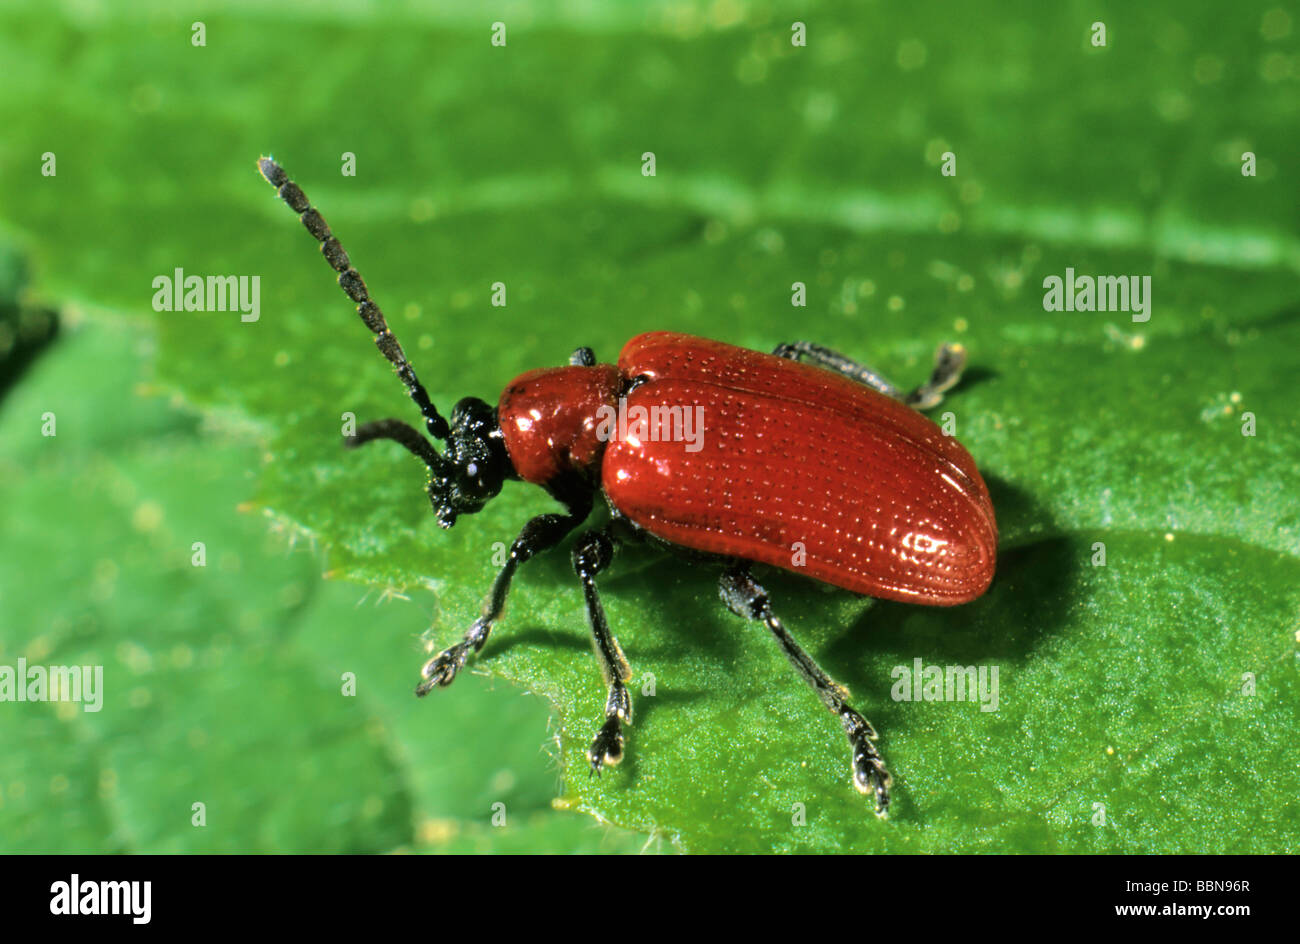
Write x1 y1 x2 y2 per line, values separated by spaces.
571 528 634 773
773 340 966 410
416 499 590 695
719 566 892 817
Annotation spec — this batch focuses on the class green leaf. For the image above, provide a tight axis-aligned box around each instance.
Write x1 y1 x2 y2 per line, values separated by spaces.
1 1 1296 852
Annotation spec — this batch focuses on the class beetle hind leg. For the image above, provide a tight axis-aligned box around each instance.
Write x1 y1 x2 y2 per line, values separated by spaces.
572 529 634 775
907 342 966 410
719 566 892 817
568 346 597 367
772 340 966 411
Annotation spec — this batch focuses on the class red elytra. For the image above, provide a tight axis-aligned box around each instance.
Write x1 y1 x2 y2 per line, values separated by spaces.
258 156 998 817
499 331 997 605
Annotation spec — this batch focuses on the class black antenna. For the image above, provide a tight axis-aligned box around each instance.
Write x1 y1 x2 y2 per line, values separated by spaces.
257 157 450 441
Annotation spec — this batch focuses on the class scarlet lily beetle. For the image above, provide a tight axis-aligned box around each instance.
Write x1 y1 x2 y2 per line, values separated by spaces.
257 157 997 817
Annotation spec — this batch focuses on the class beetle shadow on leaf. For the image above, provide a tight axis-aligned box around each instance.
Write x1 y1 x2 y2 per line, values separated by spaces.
805 476 1078 820
602 540 748 667
630 686 710 728
953 363 999 396
482 530 740 686
486 627 591 662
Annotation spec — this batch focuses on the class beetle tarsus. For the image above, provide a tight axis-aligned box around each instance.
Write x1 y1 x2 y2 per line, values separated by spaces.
415 641 469 695
844 709 892 817
414 617 491 695
853 744 892 818
773 337 967 412
905 343 967 410
587 716 625 774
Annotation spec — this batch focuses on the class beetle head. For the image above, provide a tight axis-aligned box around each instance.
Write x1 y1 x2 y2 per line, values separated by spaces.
427 397 513 528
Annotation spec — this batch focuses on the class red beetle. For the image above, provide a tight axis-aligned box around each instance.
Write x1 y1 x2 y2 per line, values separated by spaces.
258 158 997 816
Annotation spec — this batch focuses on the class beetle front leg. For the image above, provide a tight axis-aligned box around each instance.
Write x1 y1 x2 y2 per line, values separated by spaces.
571 529 634 773
772 340 966 410
719 566 892 817
417 503 589 695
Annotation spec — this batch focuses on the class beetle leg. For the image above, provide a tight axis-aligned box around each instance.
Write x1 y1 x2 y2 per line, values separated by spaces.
416 502 590 695
906 343 967 409
719 566 892 818
568 346 597 367
572 529 633 774
772 340 966 411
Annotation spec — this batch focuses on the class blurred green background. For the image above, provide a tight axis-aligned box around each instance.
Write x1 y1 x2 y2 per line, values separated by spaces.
0 1 1297 853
